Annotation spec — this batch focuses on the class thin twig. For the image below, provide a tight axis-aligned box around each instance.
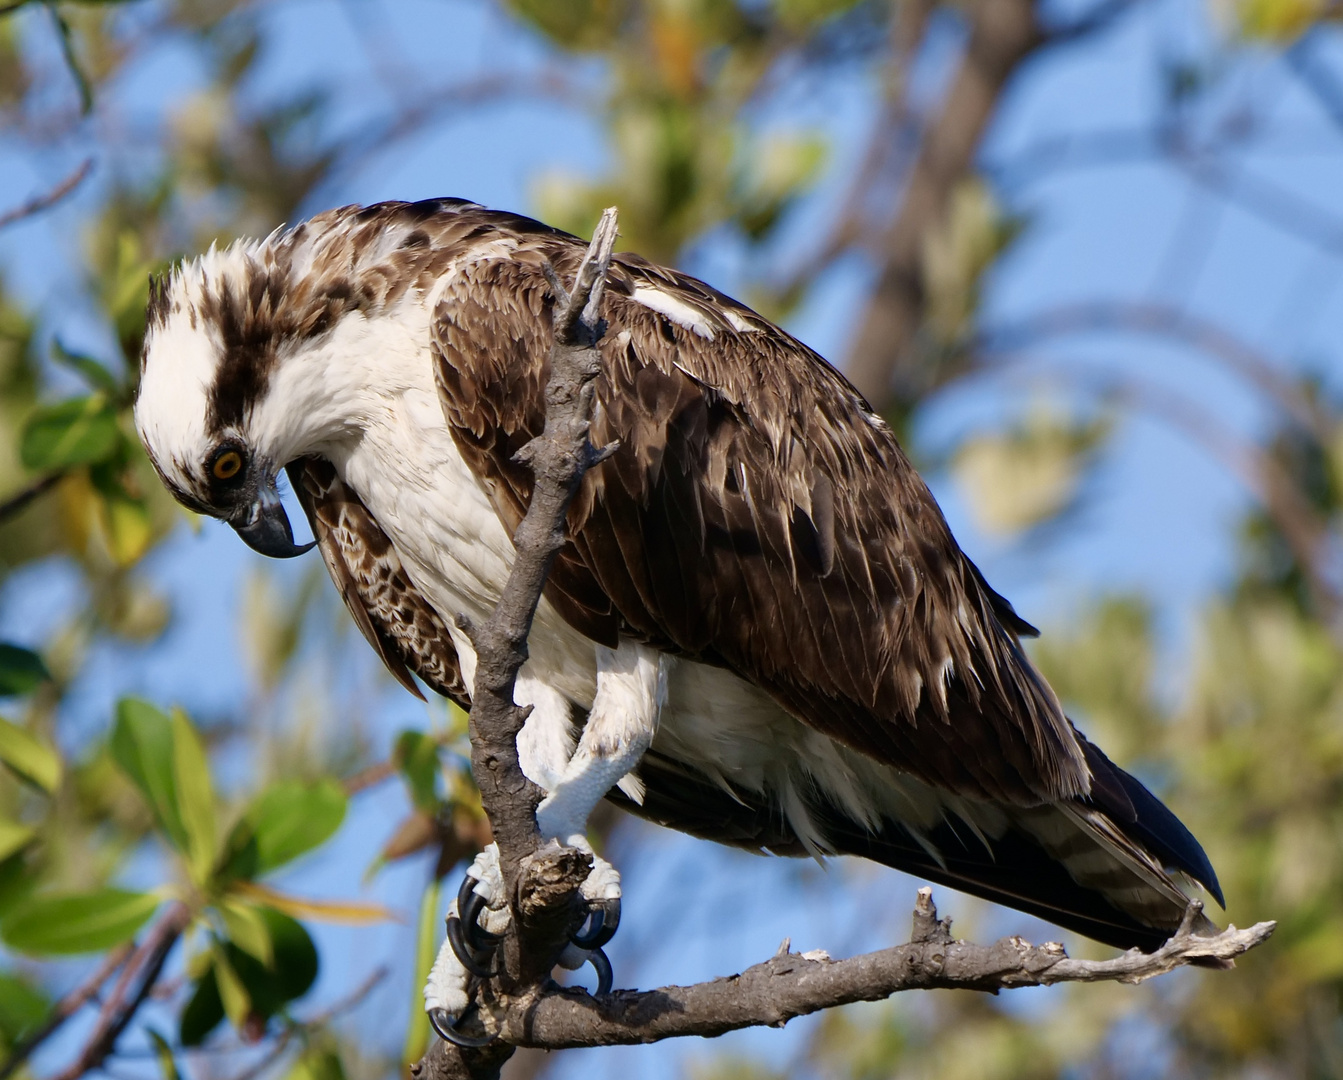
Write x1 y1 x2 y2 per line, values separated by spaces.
49 903 191 1080
0 473 64 525
0 159 93 231
0 943 134 1080
44 4 92 115
982 301 1333 443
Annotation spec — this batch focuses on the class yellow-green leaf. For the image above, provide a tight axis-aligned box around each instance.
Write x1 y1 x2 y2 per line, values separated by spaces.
0 718 61 794
403 878 440 1066
0 821 35 864
1 888 158 955
217 898 274 968
146 1029 180 1080
212 946 251 1031
232 882 397 925
99 488 153 568
171 709 216 886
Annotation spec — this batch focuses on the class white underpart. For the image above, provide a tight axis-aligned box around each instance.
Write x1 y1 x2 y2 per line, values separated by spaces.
631 286 716 339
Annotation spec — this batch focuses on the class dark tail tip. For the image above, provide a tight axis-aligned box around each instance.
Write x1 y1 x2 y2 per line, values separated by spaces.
1077 732 1224 908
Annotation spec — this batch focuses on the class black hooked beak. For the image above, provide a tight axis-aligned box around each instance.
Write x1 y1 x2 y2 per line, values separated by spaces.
229 476 315 559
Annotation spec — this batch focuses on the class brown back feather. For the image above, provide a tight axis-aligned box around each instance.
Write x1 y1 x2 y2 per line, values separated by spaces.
426 212 1089 807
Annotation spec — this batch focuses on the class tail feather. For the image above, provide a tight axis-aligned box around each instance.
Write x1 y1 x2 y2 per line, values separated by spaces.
617 748 1221 953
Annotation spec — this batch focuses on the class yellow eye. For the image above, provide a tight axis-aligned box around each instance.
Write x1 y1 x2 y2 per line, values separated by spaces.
211 450 243 481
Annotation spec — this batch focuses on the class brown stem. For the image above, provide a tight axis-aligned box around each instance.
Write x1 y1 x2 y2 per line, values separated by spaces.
0 474 63 525
845 0 1044 409
49 902 190 1080
0 159 92 230
0 943 134 1080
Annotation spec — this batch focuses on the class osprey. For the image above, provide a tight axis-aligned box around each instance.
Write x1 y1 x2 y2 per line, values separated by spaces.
135 199 1221 1032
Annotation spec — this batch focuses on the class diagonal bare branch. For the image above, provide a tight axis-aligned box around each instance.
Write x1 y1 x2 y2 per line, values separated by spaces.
0 158 93 231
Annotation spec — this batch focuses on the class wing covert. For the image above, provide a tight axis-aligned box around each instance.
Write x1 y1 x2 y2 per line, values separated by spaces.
430 240 1088 807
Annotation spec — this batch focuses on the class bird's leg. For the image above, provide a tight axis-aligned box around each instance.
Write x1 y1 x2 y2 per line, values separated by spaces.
535 640 669 955
424 650 663 1030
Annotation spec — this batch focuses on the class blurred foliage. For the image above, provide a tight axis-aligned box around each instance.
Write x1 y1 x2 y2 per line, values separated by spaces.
0 1 1339 1079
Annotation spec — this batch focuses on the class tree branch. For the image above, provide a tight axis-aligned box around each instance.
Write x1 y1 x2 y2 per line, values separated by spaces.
0 159 93 231
0 943 134 1080
417 890 1272 1072
48 903 190 1080
415 210 621 1080
408 213 1276 1080
845 0 1045 411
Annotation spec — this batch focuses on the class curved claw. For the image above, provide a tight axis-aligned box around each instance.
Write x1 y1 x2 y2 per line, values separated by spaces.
446 915 499 979
428 1007 497 1048
571 896 621 951
586 947 613 997
457 875 504 953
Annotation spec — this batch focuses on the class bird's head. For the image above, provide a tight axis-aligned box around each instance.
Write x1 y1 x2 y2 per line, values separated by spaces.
135 199 483 556
134 234 350 559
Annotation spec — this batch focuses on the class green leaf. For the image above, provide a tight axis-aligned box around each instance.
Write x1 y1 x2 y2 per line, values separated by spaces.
396 730 441 812
180 909 317 1045
217 898 274 968
0 718 61 793
0 853 37 921
20 394 122 470
1 888 158 955
211 946 251 1031
50 340 122 397
179 964 224 1047
286 1049 347 1080
111 699 186 851
222 779 346 879
0 972 49 1046
170 709 216 885
0 821 36 865
403 878 440 1066
146 1029 180 1080
0 646 49 698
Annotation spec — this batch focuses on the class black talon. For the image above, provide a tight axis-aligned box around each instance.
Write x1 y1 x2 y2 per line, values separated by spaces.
586 947 613 997
457 875 503 953
571 896 621 950
446 914 499 978
428 1007 496 1048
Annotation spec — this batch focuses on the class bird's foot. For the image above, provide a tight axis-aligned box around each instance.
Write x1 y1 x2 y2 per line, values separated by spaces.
570 837 622 951
423 841 618 1043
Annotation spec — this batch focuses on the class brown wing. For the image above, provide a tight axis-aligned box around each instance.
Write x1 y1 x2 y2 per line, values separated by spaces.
430 237 1089 807
287 457 470 709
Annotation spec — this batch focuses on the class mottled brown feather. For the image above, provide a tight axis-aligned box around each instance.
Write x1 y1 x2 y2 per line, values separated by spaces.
287 456 470 709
